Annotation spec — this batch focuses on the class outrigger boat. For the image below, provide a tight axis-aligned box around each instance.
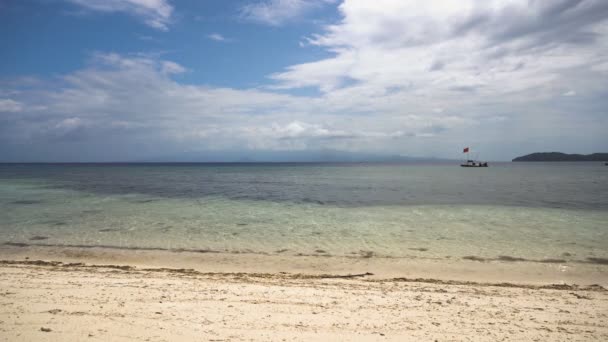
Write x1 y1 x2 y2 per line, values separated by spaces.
460 147 488 167
461 159 488 167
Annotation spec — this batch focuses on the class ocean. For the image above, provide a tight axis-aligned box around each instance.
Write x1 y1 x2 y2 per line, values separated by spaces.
1 162 607 264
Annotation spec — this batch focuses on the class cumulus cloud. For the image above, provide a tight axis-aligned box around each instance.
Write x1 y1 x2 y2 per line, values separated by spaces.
240 0 336 26
0 99 23 112
1 54 299 150
2 1 608 160
161 61 186 75
265 121 351 139
1 52 484 158
263 1 608 154
66 0 173 30
273 0 608 99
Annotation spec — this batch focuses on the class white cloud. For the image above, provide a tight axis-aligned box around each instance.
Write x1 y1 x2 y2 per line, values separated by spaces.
258 121 351 139
66 0 173 30
273 0 608 101
592 60 608 72
3 53 477 155
263 0 608 157
0 99 23 112
206 33 230 42
3 1 608 160
161 61 186 75
240 0 336 26
563 90 577 96
55 117 82 130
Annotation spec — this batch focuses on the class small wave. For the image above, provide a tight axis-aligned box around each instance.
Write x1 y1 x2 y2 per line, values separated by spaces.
10 200 43 205
29 236 49 241
463 255 569 264
587 257 608 265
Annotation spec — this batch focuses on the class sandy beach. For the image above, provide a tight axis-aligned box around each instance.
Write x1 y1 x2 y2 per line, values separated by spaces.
4 0 608 339
1 246 607 341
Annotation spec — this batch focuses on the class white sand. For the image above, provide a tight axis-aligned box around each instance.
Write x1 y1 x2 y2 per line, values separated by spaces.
0 247 607 341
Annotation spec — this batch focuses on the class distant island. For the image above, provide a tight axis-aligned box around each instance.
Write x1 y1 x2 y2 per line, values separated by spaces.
513 152 608 162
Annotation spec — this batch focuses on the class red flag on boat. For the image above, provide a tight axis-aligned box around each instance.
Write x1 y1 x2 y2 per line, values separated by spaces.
463 147 469 153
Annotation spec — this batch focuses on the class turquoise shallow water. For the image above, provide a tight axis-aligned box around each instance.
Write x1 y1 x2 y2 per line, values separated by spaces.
1 163 607 262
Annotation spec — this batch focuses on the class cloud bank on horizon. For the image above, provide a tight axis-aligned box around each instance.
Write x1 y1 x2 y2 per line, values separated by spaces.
0 0 607 161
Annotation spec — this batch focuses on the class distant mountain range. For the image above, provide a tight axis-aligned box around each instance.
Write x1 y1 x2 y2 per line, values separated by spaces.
143 149 456 163
513 152 608 162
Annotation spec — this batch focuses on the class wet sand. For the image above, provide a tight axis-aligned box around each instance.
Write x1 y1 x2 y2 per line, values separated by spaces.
1 244 608 286
1 245 607 341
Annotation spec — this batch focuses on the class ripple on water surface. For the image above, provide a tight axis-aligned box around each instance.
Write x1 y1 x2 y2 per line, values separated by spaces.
1 163 607 262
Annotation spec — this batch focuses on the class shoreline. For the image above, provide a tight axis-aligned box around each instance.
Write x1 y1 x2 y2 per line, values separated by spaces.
5 241 608 266
1 244 607 286
1 259 606 292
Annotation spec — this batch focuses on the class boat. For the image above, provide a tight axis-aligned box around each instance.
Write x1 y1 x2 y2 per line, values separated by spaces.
461 160 488 167
460 147 488 167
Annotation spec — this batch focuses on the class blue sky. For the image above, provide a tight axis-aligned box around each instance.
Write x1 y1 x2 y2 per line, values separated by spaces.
1 0 607 161
1 1 338 88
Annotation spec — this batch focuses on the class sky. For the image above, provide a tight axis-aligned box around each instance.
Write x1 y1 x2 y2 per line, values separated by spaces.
1 0 607 162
